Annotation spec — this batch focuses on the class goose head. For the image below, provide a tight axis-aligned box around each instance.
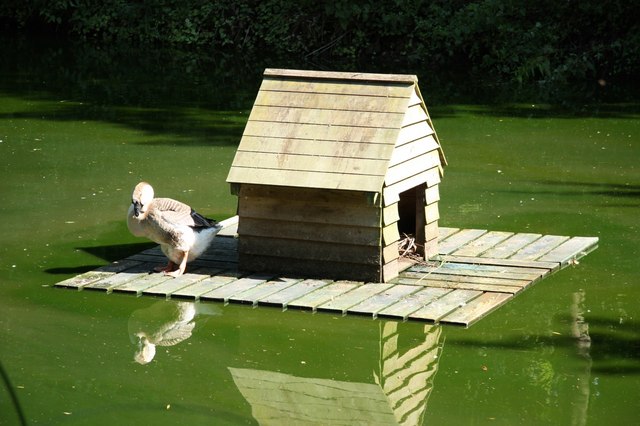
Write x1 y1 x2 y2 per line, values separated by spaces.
131 182 154 218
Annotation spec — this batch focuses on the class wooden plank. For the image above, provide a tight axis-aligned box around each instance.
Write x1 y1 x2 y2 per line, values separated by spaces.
112 272 174 295
382 224 400 245
401 103 429 127
228 277 302 306
263 68 417 84
383 203 399 226
438 229 487 255
536 236 599 265
53 258 143 289
440 255 558 271
438 227 459 240
259 279 333 308
317 283 393 314
394 275 526 294
286 281 361 311
237 195 381 227
171 272 244 299
440 292 513 326
347 285 420 317
239 237 381 265
377 287 451 319
237 184 376 205
425 185 440 204
451 231 514 257
409 289 483 322
509 235 571 260
396 121 434 146
83 262 161 293
390 137 439 167
228 166 384 193
141 268 222 297
240 218 380 247
232 150 389 177
237 136 395 160
200 273 276 303
253 91 409 114
247 105 404 128
385 151 441 186
383 167 440 203
479 233 542 259
411 261 548 276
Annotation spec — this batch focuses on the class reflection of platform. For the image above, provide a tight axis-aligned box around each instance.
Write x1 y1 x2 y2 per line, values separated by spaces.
54 216 598 327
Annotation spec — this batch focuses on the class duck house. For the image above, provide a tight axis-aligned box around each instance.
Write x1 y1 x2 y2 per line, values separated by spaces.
227 69 447 282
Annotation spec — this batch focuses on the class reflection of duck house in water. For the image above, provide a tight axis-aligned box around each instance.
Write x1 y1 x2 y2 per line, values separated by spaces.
227 69 446 282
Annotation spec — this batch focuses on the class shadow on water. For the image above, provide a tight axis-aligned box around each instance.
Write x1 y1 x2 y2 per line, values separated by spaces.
43 242 156 275
498 181 640 203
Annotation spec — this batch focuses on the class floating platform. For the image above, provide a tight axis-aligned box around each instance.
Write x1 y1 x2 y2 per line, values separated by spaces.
54 217 598 327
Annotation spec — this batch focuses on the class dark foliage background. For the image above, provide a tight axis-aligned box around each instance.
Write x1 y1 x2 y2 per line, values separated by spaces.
1 0 638 88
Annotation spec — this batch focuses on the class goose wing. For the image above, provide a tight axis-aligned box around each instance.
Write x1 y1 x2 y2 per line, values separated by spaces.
153 197 216 228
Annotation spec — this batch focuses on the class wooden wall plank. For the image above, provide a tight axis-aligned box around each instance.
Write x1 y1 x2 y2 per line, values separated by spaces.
383 203 400 226
238 196 380 227
240 217 381 246
238 184 374 205
385 151 441 186
383 167 440 203
401 103 429 127
389 136 439 166
396 121 434 146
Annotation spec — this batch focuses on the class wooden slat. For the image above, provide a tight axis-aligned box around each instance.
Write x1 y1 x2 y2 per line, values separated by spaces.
438 229 487 255
396 121 434 146
480 233 542 259
200 273 276 303
53 259 143 289
394 276 524 294
237 136 395 160
247 105 404 128
410 289 483 322
286 281 361 311
112 272 174 295
410 263 543 281
438 227 459 240
259 279 333 308
440 292 513 326
389 136 439 167
83 262 160 293
451 231 514 257
384 151 441 186
253 91 409 113
509 235 571 260
317 283 393 314
171 272 244 299
141 268 221 297
377 287 451 319
264 68 417 84
383 167 440 203
536 236 599 264
231 150 389 176
401 103 429 127
237 184 375 205
228 166 384 193
239 217 381 246
229 278 303 306
347 284 420 317
440 255 558 271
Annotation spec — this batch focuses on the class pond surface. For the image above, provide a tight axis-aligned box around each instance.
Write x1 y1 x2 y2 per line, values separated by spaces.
1 39 638 425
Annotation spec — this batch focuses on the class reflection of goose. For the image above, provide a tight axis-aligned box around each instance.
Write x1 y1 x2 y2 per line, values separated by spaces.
128 301 220 364
127 181 222 277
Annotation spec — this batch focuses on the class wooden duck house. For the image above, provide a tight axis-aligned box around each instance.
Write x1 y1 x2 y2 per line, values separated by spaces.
227 69 446 282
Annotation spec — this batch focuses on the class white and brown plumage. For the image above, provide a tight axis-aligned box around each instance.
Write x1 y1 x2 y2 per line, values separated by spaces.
127 182 221 277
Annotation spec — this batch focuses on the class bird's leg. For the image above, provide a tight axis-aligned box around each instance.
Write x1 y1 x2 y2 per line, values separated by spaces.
154 261 176 273
165 251 188 277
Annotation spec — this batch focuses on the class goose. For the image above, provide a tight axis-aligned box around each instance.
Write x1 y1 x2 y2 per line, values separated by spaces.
127 181 222 277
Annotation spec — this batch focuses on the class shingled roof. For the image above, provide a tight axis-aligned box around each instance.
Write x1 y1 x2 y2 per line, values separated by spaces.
227 68 445 193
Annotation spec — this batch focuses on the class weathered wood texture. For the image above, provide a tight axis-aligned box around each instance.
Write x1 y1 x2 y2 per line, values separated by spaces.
54 219 598 327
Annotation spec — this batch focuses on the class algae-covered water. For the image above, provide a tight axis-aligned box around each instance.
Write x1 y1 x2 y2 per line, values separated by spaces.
1 40 638 425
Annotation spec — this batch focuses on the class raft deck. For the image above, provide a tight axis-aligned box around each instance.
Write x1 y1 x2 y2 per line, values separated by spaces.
54 216 598 327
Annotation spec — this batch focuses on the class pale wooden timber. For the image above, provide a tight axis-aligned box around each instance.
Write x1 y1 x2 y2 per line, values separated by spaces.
54 218 599 327
228 69 446 283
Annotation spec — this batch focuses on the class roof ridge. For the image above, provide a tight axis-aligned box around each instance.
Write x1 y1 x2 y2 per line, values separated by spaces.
264 68 417 84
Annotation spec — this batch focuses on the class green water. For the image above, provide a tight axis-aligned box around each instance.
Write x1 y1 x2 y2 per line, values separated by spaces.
1 40 638 425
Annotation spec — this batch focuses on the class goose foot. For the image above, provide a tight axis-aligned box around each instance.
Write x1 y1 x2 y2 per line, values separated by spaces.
164 251 189 278
154 261 177 273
